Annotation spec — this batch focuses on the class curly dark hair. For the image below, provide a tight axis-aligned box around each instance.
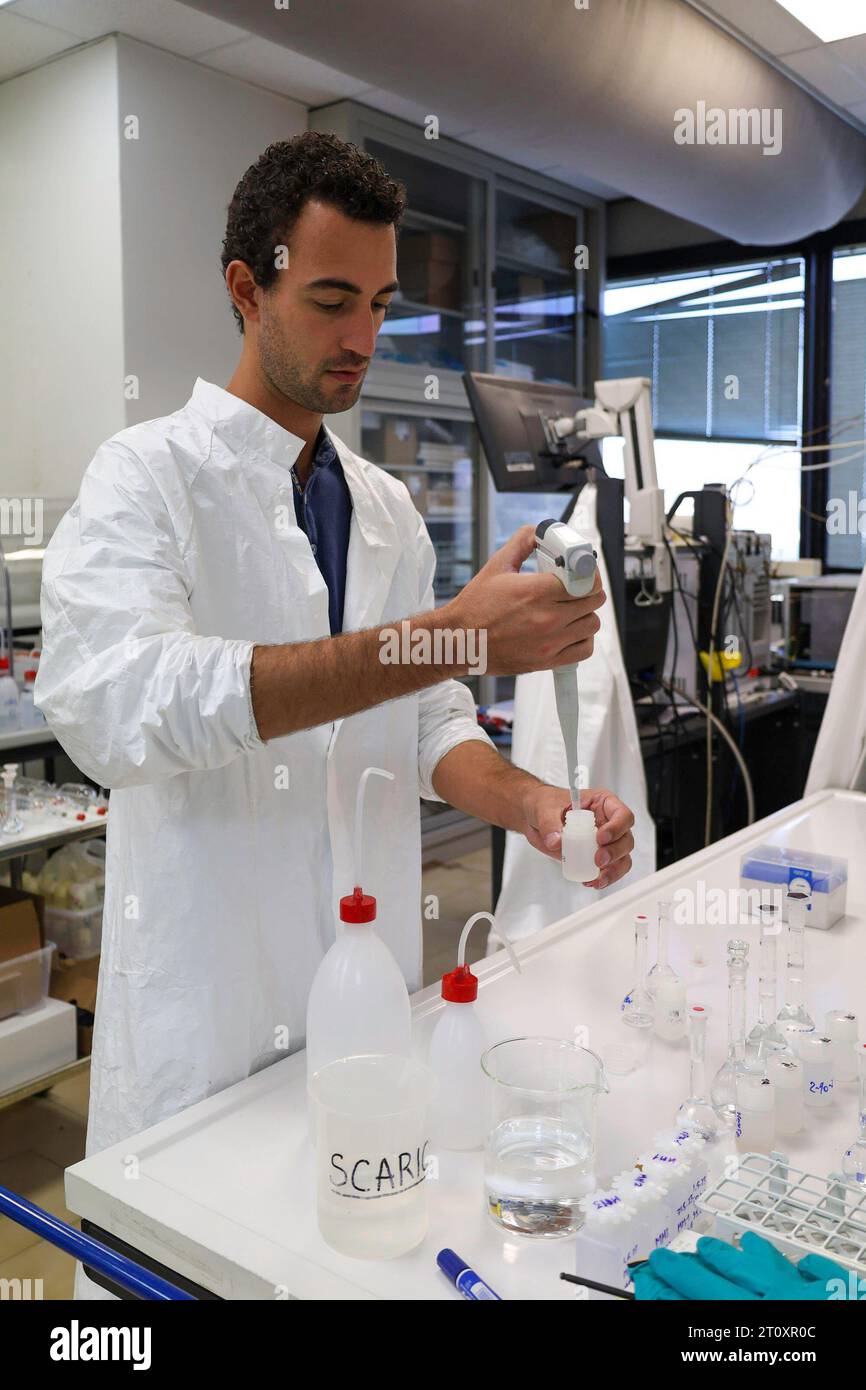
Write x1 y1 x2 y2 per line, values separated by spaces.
220 131 406 332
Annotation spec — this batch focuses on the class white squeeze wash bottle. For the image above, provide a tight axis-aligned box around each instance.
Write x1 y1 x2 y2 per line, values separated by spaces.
305 768 412 1126
427 912 522 1151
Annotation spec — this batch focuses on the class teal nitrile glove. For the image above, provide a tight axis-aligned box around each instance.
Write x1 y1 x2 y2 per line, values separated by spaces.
636 1232 851 1301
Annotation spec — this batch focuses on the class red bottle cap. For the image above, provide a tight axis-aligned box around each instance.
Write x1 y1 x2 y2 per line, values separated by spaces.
339 885 376 923
0 658 8 671
24 671 37 682
441 963 478 1003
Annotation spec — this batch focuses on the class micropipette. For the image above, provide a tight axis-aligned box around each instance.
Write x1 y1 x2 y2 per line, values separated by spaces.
533 519 598 882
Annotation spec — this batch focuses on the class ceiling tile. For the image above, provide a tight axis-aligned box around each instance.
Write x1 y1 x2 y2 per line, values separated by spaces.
0 10 81 81
197 36 369 105
8 0 249 54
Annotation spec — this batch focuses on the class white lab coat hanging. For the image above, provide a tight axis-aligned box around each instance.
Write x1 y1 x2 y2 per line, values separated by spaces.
492 484 656 943
806 564 866 794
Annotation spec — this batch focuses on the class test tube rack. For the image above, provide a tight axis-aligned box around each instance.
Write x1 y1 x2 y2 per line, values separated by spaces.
700 1151 866 1276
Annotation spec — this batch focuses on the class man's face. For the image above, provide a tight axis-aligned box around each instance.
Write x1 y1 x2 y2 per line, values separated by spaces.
255 200 398 414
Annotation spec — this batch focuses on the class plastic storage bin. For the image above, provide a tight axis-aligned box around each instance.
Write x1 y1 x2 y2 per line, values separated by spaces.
45 905 102 960
0 942 56 1021
739 845 848 930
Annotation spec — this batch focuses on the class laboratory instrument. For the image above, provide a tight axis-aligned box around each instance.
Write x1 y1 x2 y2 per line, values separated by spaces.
739 844 848 931
745 902 789 1062
825 1009 859 1084
841 1044 866 1186
1 764 24 837
305 768 411 1108
482 1037 608 1238
701 1151 866 1277
533 519 598 874
766 1053 805 1137
436 1248 501 1301
710 938 752 1124
308 1052 436 1260
606 912 654 1076
801 1034 835 1110
427 911 521 1152
647 901 686 1042
574 1189 641 1298
0 660 19 732
735 1072 775 1153
776 883 815 1034
677 1005 722 1140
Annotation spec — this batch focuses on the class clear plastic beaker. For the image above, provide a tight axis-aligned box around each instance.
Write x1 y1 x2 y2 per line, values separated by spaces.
308 1053 436 1260
482 1036 609 1238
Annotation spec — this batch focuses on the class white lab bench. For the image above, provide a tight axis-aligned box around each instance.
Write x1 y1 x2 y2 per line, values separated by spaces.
64 789 866 1300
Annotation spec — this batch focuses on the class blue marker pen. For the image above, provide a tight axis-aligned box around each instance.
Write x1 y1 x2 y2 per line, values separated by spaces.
437 1248 501 1300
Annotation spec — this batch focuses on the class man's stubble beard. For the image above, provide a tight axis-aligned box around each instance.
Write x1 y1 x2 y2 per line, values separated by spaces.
257 312 365 415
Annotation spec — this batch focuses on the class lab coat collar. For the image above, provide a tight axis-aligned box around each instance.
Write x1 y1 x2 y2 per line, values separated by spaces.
330 436 402 635
188 377 307 470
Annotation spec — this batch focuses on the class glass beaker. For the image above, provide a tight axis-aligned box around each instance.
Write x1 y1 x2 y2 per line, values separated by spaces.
482 1036 609 1238
308 1053 436 1260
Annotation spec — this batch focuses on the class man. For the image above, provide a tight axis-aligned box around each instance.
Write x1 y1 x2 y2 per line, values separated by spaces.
37 133 634 1295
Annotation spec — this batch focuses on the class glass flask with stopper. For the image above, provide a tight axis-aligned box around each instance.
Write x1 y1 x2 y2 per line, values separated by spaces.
776 882 815 1035
677 1004 722 1140
711 938 752 1123
746 900 789 1063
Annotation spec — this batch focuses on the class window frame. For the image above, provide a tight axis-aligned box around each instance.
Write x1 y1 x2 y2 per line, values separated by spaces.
608 217 866 572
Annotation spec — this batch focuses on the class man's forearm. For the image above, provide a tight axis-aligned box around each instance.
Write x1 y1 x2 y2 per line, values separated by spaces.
430 739 545 833
251 612 465 740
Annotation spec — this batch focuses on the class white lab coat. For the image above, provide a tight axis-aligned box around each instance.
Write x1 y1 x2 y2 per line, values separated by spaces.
36 379 493 1297
805 565 866 794
492 486 655 942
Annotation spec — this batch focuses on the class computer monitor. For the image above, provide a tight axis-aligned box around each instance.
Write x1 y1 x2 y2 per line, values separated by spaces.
463 372 602 492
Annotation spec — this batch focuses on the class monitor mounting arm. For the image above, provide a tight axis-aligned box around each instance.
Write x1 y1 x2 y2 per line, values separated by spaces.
545 376 671 595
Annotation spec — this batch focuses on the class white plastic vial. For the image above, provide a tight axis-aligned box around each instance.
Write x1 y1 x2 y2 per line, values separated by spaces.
636 1149 694 1233
574 1190 641 1296
801 1034 835 1109
561 808 598 883
735 1071 775 1152
610 1169 672 1255
653 1130 708 1209
653 977 688 1043
825 1011 859 1084
766 1053 804 1136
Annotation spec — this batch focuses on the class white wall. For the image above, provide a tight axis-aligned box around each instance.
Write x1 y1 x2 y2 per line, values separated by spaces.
0 40 124 504
0 33 308 520
116 36 307 426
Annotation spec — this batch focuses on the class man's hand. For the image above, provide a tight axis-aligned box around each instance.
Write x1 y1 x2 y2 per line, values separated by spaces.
519 783 635 889
442 524 606 677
